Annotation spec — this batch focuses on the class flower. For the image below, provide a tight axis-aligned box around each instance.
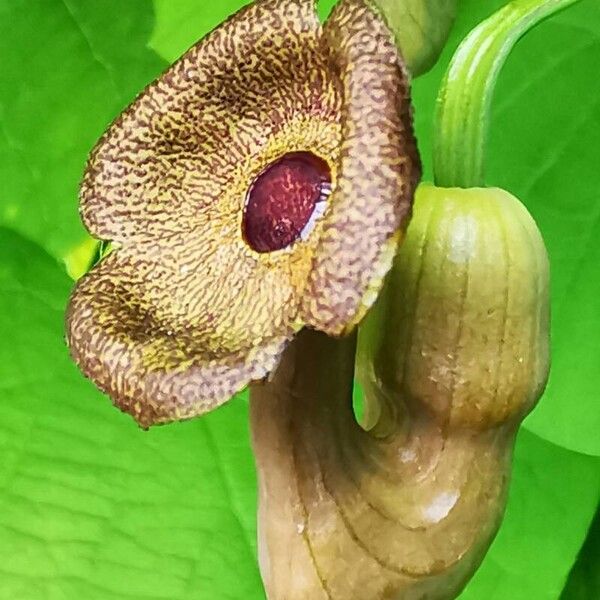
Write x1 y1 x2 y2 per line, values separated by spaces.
66 0 421 428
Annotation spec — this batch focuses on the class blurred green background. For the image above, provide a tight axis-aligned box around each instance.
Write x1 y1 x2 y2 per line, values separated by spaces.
0 0 598 598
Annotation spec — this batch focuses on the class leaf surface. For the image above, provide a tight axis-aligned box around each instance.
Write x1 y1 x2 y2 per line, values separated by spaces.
0 0 598 598
0 0 165 263
0 229 263 599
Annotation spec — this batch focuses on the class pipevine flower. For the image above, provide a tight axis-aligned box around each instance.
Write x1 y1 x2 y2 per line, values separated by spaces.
66 0 421 428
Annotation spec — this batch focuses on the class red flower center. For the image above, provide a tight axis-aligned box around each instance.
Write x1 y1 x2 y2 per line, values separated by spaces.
242 152 332 253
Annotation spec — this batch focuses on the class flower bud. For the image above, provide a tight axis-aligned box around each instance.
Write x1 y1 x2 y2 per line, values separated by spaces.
371 0 458 75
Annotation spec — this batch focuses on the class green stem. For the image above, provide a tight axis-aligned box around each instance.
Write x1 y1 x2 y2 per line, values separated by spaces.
433 0 582 189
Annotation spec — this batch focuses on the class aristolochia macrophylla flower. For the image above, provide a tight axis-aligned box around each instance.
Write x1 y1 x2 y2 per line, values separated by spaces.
66 0 421 428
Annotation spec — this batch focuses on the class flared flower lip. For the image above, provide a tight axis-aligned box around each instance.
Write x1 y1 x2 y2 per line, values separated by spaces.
66 0 421 428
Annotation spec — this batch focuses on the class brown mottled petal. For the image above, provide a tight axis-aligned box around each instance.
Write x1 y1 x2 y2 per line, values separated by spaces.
66 250 291 428
80 0 332 244
301 0 421 335
68 0 350 426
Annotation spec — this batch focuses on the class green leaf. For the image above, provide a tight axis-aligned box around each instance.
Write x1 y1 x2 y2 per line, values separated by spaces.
459 430 600 600
0 0 598 598
0 0 165 264
561 505 600 600
0 229 263 599
412 0 600 456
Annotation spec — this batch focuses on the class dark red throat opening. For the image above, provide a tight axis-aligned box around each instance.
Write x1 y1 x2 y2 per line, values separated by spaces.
242 152 332 253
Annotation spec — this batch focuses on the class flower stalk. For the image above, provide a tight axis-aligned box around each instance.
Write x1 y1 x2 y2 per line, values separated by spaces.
433 0 582 189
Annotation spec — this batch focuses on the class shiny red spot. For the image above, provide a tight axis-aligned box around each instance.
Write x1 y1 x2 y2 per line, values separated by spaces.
242 152 331 253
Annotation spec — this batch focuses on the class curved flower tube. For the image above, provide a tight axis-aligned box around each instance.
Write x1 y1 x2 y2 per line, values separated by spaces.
251 183 549 599
66 0 421 428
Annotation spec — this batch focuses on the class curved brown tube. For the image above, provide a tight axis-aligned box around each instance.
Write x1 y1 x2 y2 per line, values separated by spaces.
250 330 513 599
249 186 549 600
